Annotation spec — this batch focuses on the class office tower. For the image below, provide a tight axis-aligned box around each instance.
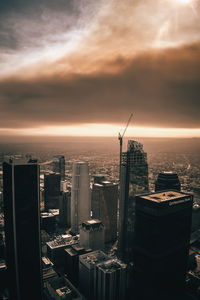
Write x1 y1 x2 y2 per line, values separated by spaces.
92 180 118 243
79 250 110 299
94 259 127 300
71 162 91 234
64 244 91 287
3 158 43 300
59 191 71 228
44 172 61 210
46 234 78 270
133 190 193 299
79 220 105 251
155 171 181 192
52 155 65 180
118 140 149 262
45 276 84 300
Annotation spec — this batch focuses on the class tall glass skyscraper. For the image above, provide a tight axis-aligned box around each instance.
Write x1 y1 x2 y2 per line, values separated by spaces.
118 140 149 262
71 162 91 234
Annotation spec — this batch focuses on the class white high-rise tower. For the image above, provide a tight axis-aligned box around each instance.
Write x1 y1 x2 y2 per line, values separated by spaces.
71 162 91 233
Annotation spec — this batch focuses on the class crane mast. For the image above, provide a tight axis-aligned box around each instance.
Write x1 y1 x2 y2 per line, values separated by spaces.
118 113 133 183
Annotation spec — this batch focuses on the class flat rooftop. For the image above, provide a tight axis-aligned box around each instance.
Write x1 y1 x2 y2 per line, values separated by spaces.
140 191 190 203
98 259 127 273
47 235 78 249
4 157 38 165
80 250 109 265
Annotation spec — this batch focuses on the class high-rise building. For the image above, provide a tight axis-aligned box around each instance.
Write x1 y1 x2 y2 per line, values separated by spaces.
155 171 181 192
71 162 91 234
118 140 149 262
133 190 193 299
59 191 71 228
79 250 110 300
52 155 65 180
64 244 91 287
94 259 127 300
92 180 118 243
3 158 43 300
79 219 105 251
44 172 61 210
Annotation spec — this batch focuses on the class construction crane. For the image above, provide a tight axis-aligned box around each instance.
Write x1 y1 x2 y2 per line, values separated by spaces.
118 113 133 182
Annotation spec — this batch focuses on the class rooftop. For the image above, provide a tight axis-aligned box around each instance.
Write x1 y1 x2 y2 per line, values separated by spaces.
4 157 38 165
47 234 78 249
41 212 55 218
80 250 109 265
85 219 101 225
98 259 127 273
140 190 190 203
93 181 117 187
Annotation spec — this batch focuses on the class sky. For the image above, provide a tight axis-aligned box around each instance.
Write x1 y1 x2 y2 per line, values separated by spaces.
0 0 200 137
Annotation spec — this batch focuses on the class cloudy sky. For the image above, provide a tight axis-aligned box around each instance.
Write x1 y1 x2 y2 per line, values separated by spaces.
1 0 200 137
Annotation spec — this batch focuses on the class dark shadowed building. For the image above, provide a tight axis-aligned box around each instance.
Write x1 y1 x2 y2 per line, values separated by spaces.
59 191 71 228
133 190 193 299
3 158 43 300
44 172 61 210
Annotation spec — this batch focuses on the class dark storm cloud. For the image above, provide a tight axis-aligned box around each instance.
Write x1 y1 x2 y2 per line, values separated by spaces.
0 42 200 128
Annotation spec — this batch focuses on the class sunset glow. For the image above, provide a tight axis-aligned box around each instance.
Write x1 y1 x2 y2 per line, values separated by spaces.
1 125 200 138
175 0 193 4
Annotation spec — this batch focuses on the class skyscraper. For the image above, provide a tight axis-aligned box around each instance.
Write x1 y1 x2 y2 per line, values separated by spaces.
155 171 181 192
52 155 65 180
79 250 110 299
44 172 61 210
94 259 127 300
92 180 118 243
71 162 91 234
133 190 193 299
3 158 43 300
118 140 149 262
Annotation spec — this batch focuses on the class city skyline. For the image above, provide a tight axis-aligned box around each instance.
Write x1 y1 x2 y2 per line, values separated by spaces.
0 0 200 138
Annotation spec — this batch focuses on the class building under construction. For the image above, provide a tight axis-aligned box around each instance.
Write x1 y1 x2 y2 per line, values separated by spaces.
118 140 149 262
